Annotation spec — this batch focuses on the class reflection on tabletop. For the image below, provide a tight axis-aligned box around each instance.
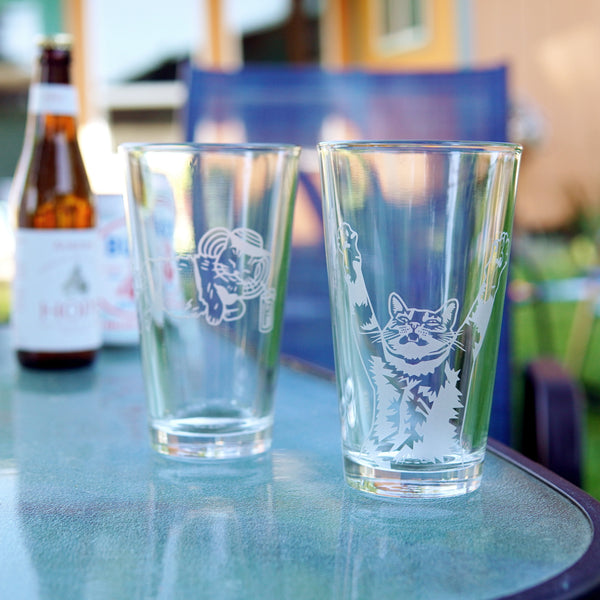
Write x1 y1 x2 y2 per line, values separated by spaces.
0 334 596 599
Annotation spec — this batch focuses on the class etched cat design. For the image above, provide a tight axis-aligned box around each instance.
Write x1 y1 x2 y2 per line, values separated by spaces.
189 227 274 329
338 222 509 463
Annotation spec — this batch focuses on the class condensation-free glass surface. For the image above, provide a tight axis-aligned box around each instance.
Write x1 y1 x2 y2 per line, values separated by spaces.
0 326 594 599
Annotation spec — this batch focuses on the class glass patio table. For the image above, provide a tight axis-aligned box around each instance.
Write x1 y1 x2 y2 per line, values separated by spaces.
0 324 598 599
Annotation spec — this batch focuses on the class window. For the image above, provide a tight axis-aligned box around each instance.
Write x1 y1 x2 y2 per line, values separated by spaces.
376 0 429 53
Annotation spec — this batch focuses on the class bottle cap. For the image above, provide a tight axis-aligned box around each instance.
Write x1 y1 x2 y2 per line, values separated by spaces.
36 34 73 51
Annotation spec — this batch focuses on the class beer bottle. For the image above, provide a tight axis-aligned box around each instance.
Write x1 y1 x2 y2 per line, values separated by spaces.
10 35 101 369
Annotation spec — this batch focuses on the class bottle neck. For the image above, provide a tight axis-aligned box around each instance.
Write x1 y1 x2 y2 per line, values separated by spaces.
28 83 78 119
25 84 79 141
28 44 78 127
41 114 78 139
38 45 72 85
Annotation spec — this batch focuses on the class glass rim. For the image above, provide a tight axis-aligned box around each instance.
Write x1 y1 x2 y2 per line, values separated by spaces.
317 140 522 154
119 141 302 156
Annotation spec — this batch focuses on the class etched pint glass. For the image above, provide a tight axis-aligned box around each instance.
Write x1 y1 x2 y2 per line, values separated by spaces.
319 141 521 497
122 143 300 459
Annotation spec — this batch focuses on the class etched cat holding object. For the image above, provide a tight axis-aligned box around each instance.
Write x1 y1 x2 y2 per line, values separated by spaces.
338 222 510 465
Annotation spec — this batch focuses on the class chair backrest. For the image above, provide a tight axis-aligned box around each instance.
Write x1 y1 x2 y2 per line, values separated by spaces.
182 64 512 443
183 65 508 145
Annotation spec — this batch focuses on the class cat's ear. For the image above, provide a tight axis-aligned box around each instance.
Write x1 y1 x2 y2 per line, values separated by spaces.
439 298 459 329
389 293 409 317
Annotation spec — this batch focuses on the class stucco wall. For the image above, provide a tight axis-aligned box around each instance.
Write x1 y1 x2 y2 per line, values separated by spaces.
473 0 600 231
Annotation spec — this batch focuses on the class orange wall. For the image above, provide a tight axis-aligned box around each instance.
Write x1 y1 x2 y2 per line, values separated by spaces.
322 0 460 69
353 0 459 69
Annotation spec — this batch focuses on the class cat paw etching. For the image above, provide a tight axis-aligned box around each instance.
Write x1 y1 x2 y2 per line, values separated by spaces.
338 223 360 281
493 232 511 274
479 232 511 303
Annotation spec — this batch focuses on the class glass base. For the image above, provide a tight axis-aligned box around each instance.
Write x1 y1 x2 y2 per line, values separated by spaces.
343 455 484 498
150 417 272 460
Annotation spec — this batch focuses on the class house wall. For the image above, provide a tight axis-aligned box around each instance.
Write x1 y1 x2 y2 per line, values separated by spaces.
322 0 461 69
350 0 459 68
473 0 600 231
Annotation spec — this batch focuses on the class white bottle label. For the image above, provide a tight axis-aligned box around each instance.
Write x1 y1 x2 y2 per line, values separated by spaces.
96 194 139 345
28 83 78 116
12 229 102 352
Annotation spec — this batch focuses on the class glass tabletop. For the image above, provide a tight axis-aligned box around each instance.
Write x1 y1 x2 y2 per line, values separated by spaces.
0 326 598 600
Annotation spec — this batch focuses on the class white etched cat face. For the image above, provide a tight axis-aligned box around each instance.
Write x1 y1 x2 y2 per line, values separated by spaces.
381 294 459 376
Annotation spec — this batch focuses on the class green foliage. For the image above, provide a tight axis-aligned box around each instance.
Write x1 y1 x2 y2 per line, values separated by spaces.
0 282 9 324
511 227 600 499
585 407 600 500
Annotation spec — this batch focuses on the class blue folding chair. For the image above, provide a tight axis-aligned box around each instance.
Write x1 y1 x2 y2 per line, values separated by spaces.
181 65 513 445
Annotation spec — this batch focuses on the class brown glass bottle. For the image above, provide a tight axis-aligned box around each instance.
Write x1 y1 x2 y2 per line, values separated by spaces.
11 35 101 369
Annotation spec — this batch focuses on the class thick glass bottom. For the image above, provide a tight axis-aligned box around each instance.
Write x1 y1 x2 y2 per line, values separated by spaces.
150 416 272 460
343 454 484 498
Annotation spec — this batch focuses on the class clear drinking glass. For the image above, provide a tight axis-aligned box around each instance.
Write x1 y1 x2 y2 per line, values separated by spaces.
122 143 300 459
318 141 521 497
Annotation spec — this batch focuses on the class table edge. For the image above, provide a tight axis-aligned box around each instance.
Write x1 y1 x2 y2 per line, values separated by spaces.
487 439 600 600
280 355 600 599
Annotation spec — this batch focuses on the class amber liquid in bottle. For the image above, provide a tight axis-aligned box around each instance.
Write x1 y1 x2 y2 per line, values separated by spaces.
11 36 101 369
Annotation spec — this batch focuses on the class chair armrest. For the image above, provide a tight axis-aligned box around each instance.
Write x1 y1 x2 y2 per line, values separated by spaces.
521 358 585 486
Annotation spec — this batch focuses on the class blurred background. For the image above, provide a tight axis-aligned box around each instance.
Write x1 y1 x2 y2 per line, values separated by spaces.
1 0 599 497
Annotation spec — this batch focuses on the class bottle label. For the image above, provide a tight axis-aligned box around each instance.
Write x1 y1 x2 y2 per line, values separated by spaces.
12 229 102 352
28 83 78 116
96 194 139 345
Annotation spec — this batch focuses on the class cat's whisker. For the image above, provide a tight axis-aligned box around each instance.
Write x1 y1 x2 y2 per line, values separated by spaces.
452 339 465 352
382 329 400 342
367 329 384 344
